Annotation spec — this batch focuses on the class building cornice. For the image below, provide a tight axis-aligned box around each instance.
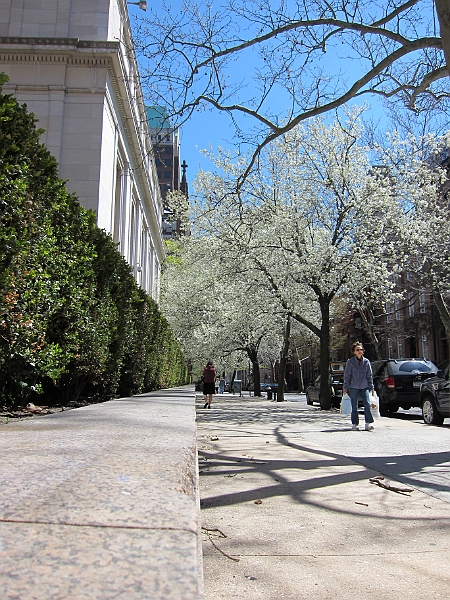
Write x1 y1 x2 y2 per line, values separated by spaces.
0 37 119 68
0 37 119 49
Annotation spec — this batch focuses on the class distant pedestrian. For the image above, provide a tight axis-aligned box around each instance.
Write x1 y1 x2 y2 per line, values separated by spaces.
219 376 225 394
343 342 375 431
202 360 216 409
215 376 219 395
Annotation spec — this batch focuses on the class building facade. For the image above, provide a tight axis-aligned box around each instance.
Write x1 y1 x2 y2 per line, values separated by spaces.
147 105 189 239
335 280 447 367
0 0 164 299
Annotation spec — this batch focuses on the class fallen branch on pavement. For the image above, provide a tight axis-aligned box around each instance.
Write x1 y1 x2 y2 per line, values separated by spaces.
369 477 414 495
202 527 240 562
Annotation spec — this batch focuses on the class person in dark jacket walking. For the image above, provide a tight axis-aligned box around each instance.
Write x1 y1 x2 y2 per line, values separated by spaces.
343 342 375 431
202 360 216 409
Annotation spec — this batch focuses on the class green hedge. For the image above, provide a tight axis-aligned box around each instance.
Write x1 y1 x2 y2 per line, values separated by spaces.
0 76 188 408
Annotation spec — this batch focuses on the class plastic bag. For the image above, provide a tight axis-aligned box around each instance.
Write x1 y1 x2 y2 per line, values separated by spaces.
340 393 352 415
370 391 380 419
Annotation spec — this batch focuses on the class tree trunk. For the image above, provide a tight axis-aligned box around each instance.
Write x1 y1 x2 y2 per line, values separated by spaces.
246 346 261 395
230 369 236 393
319 298 332 410
359 302 383 360
277 316 291 402
435 0 450 73
432 289 450 352
252 358 261 395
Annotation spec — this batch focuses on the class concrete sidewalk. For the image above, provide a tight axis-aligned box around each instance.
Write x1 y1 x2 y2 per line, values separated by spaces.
0 387 202 600
197 394 450 600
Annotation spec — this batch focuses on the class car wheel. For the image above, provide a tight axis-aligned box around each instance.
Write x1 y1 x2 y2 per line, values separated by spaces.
306 392 313 405
422 395 444 425
379 399 390 417
388 404 399 413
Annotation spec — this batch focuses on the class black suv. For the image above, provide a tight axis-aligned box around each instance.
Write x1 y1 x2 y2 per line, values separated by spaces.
419 365 450 425
372 358 439 417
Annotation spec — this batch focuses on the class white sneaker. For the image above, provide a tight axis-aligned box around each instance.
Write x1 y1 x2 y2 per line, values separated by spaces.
365 423 374 431
351 424 359 430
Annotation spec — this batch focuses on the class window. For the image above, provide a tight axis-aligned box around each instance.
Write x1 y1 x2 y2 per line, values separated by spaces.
408 292 414 317
113 163 123 247
422 334 428 360
406 272 412 281
156 158 172 168
386 302 392 324
387 338 393 358
395 360 435 374
397 338 403 358
164 171 171 179
395 298 401 320
419 291 426 313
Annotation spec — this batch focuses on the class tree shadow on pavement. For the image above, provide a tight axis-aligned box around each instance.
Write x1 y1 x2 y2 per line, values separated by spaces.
198 407 450 518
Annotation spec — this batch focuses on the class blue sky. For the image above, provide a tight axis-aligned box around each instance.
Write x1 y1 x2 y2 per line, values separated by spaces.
129 3 239 188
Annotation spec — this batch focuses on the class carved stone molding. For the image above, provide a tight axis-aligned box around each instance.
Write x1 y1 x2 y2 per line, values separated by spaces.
0 52 112 68
0 37 120 50
0 37 120 68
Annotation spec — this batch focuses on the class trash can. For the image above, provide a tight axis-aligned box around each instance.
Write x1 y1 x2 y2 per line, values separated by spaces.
233 380 242 396
266 387 272 400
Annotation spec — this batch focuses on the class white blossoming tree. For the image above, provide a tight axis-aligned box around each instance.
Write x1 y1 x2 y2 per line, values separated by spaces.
160 234 290 395
162 111 450 408
190 109 411 409
372 131 450 347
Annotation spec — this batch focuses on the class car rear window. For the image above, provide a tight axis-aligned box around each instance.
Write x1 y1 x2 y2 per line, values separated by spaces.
330 363 345 372
391 361 437 374
331 373 344 382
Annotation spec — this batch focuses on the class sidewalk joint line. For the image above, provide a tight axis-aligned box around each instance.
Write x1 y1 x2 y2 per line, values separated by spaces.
0 518 198 535
233 548 449 558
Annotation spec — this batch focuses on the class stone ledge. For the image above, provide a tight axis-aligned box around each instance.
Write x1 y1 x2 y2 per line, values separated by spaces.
0 37 120 50
0 387 202 599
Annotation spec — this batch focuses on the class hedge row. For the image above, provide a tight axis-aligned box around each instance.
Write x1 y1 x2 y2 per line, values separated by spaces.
0 77 188 409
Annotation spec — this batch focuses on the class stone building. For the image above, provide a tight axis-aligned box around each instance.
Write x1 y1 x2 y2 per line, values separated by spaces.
0 0 164 299
147 105 189 239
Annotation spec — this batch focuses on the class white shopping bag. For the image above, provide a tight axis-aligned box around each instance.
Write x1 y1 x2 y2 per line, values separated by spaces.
370 391 380 419
340 393 352 415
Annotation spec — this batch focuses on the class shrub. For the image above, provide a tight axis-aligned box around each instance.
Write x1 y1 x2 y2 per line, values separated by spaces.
0 75 187 408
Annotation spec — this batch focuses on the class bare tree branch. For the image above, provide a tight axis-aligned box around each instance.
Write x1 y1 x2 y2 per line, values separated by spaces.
136 0 450 184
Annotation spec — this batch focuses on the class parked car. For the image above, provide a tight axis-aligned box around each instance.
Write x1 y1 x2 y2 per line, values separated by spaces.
419 364 450 425
260 383 278 391
306 363 345 408
259 382 278 399
371 358 439 417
